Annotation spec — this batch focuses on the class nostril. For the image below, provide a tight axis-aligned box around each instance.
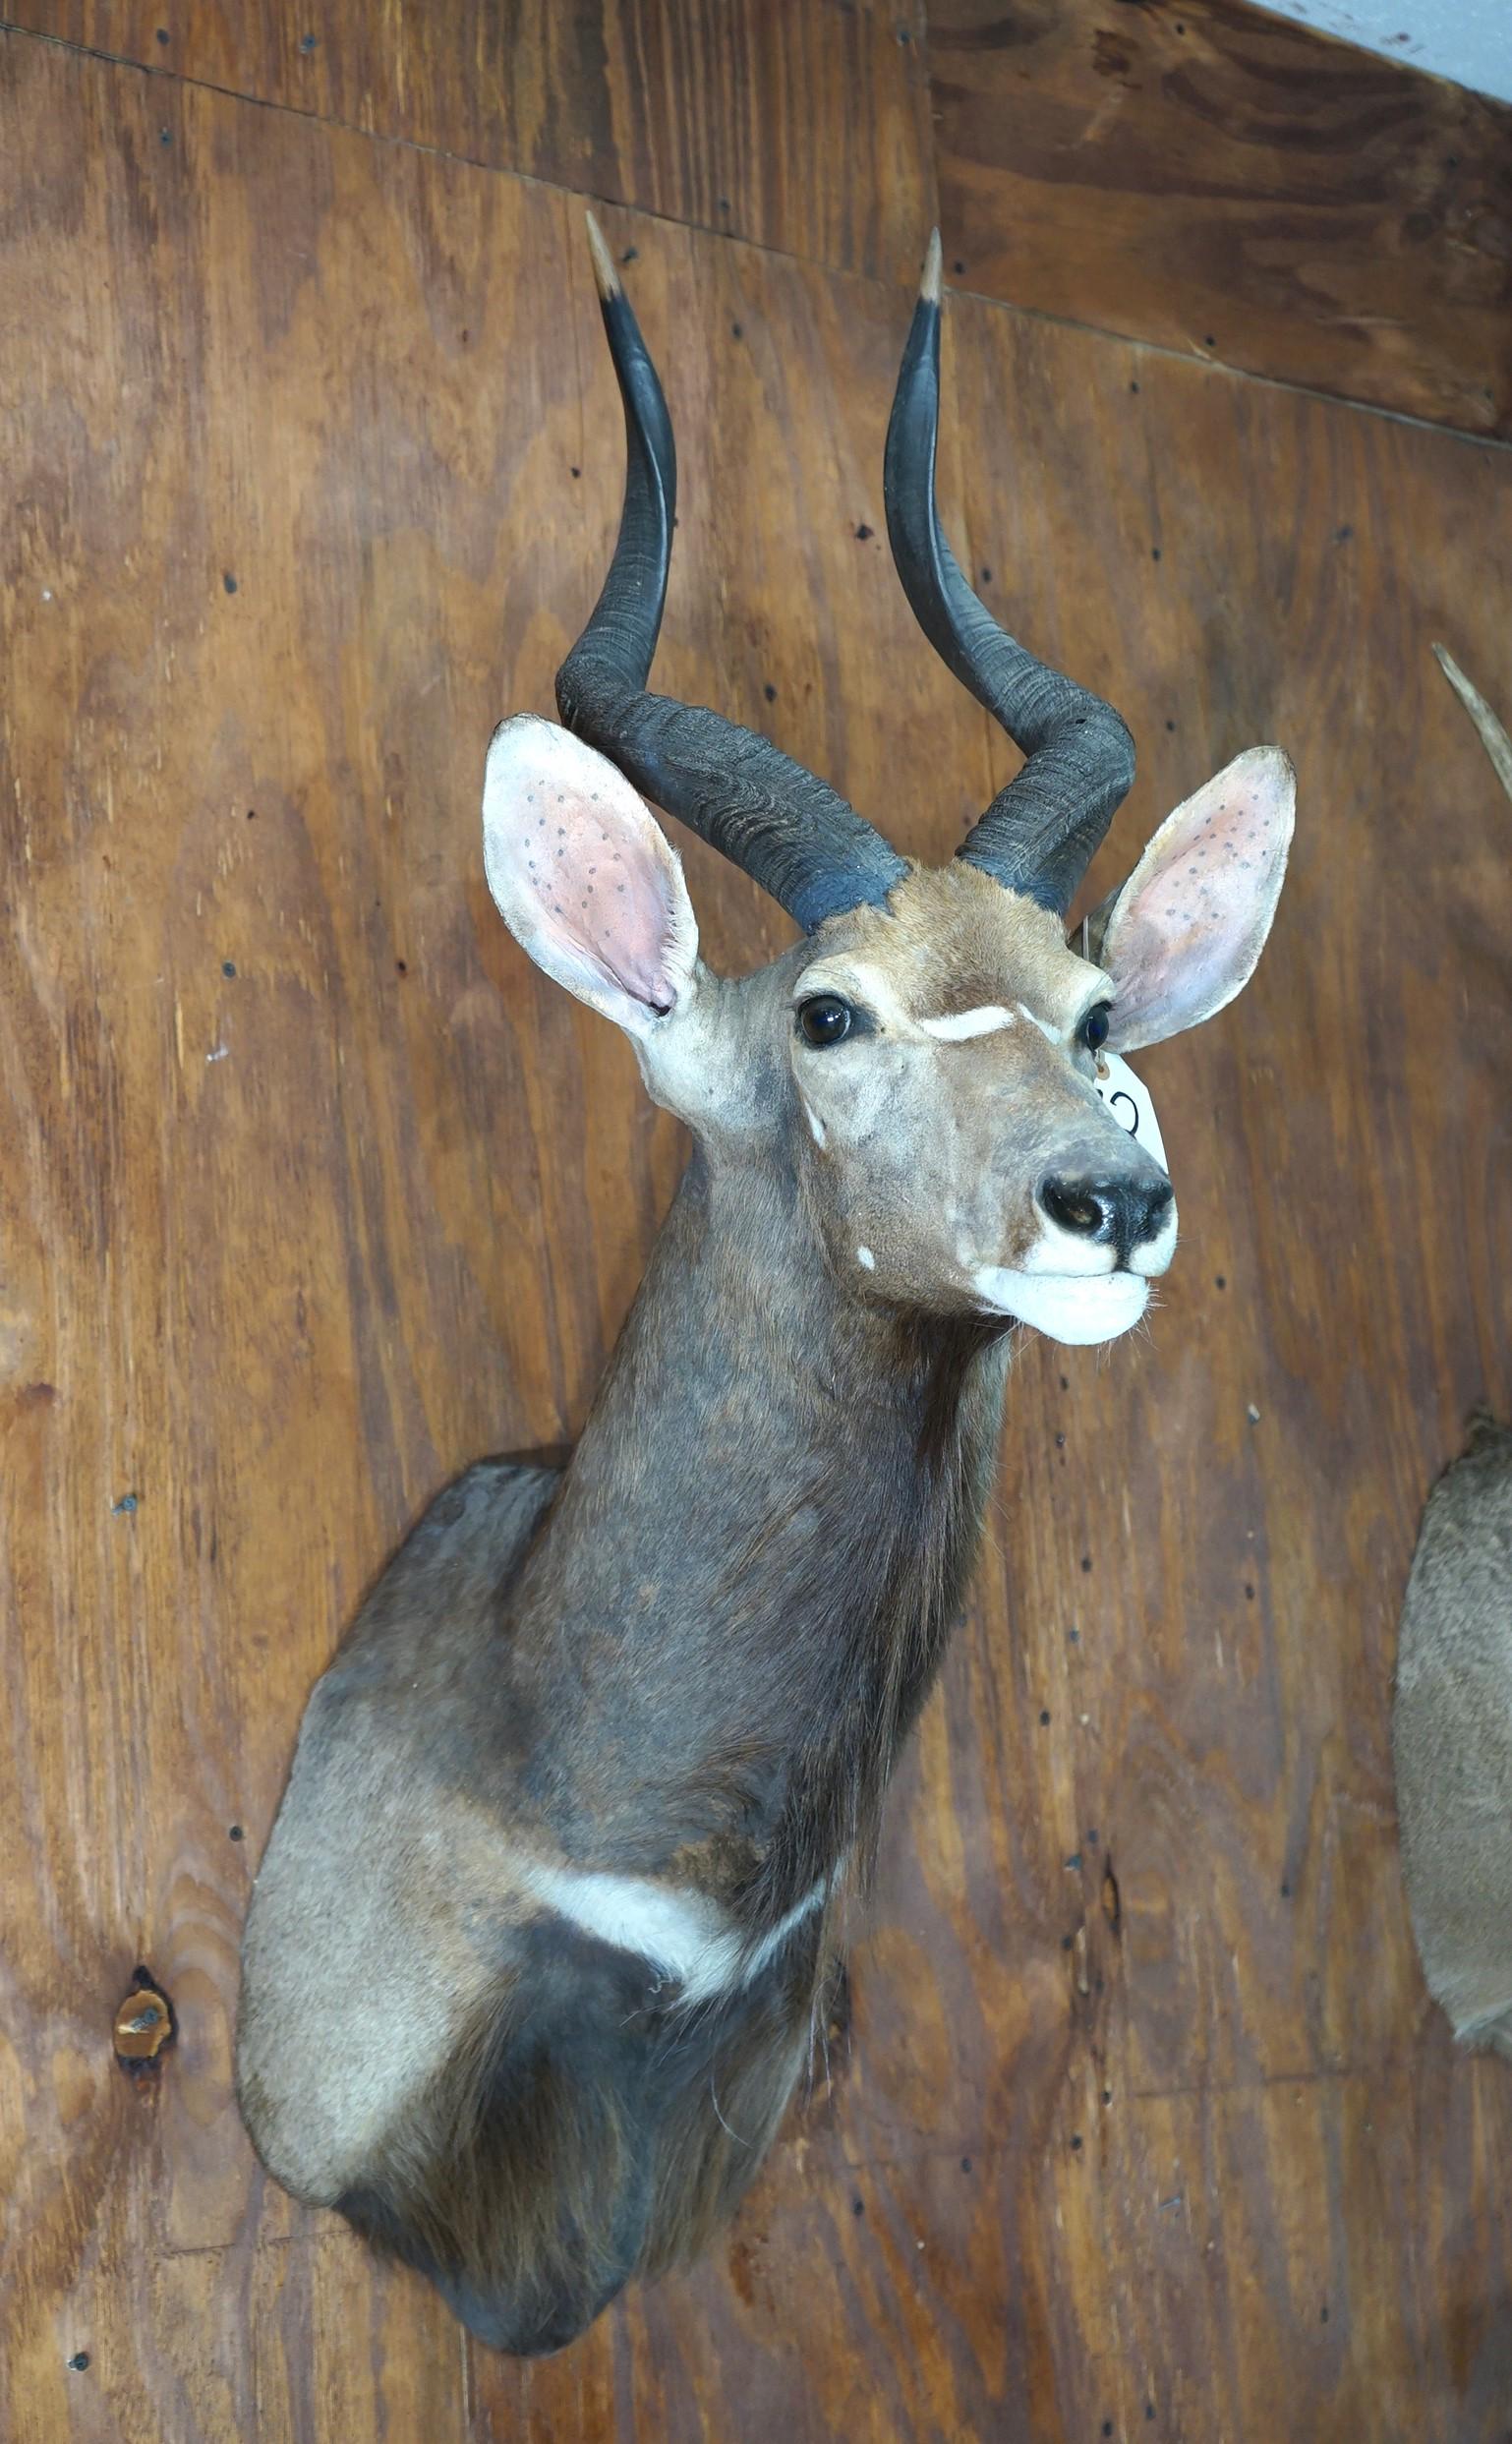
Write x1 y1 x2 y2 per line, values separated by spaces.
1042 1175 1173 1258
1138 1179 1175 1239
1041 1177 1111 1238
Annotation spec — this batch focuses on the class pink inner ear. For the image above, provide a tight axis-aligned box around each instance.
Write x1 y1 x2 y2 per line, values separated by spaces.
484 719 695 1019
1119 794 1258 1000
512 789 681 1010
1103 749 1292 1047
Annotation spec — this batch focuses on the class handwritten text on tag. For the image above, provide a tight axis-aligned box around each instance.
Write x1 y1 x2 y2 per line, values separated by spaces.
1095 1051 1167 1171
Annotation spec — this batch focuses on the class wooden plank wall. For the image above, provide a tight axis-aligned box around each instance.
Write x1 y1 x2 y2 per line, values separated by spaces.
1 5 1509 2440
928 0 1512 439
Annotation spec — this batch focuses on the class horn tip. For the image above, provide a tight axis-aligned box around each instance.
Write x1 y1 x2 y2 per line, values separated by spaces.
1433 641 1475 704
920 228 942 306
585 210 621 304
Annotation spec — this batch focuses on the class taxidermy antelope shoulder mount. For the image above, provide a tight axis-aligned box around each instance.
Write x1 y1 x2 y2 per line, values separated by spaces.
237 223 1295 2356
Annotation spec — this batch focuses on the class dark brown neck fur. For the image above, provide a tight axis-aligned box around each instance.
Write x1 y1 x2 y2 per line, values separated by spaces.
498 1140 1012 1927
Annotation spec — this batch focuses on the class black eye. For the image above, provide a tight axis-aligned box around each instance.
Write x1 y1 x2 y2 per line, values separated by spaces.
1078 1002 1112 1055
798 994 853 1048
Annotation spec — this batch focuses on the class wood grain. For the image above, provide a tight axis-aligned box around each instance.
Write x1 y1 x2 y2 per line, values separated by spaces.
928 0 1512 440
903 282 1512 2437
7 0 936 282
4 9 1512 2442
0 23 982 2436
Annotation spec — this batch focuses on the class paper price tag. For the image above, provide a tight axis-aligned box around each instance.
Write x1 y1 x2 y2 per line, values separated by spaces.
1095 1051 1166 1171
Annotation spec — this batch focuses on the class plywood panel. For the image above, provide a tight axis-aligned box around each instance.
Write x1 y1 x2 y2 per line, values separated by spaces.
0 25 985 2438
5 12 1512 2443
9 0 936 281
859 287 1512 2436
928 0 1512 439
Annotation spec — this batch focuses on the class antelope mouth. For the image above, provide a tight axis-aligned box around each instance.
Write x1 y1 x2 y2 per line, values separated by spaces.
970 1266 1150 1348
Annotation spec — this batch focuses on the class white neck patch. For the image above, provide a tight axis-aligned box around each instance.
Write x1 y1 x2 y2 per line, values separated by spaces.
514 1860 827 2006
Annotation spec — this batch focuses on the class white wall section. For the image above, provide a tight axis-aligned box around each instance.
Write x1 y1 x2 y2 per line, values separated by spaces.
1252 0 1512 104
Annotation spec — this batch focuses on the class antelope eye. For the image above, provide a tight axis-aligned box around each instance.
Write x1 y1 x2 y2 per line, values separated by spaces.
1078 1001 1112 1056
797 994 853 1048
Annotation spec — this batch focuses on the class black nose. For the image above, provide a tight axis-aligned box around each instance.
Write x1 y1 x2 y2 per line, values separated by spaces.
1040 1174 1174 1265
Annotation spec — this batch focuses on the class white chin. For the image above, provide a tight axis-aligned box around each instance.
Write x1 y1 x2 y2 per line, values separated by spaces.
972 1268 1150 1347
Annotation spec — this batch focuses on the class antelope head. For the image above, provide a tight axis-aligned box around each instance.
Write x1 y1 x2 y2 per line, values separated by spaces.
484 225 1294 1346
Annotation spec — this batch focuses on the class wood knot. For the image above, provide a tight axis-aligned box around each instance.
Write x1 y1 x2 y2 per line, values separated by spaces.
113 1968 176 2066
1100 1861 1122 1935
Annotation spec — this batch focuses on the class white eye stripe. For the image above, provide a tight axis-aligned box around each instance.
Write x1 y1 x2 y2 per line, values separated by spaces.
1017 1004 1066 1046
916 1006 1017 1040
796 979 1111 1047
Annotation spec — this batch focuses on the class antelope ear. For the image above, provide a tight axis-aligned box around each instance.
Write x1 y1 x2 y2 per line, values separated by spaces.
1095 746 1295 1054
482 716 699 1035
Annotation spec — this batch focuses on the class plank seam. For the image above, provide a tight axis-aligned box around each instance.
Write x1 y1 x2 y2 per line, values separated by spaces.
1 16 1507 456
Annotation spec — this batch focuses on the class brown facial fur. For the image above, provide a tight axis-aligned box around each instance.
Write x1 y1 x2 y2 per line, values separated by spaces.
836 861 1088 1021
776 864 1163 1309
